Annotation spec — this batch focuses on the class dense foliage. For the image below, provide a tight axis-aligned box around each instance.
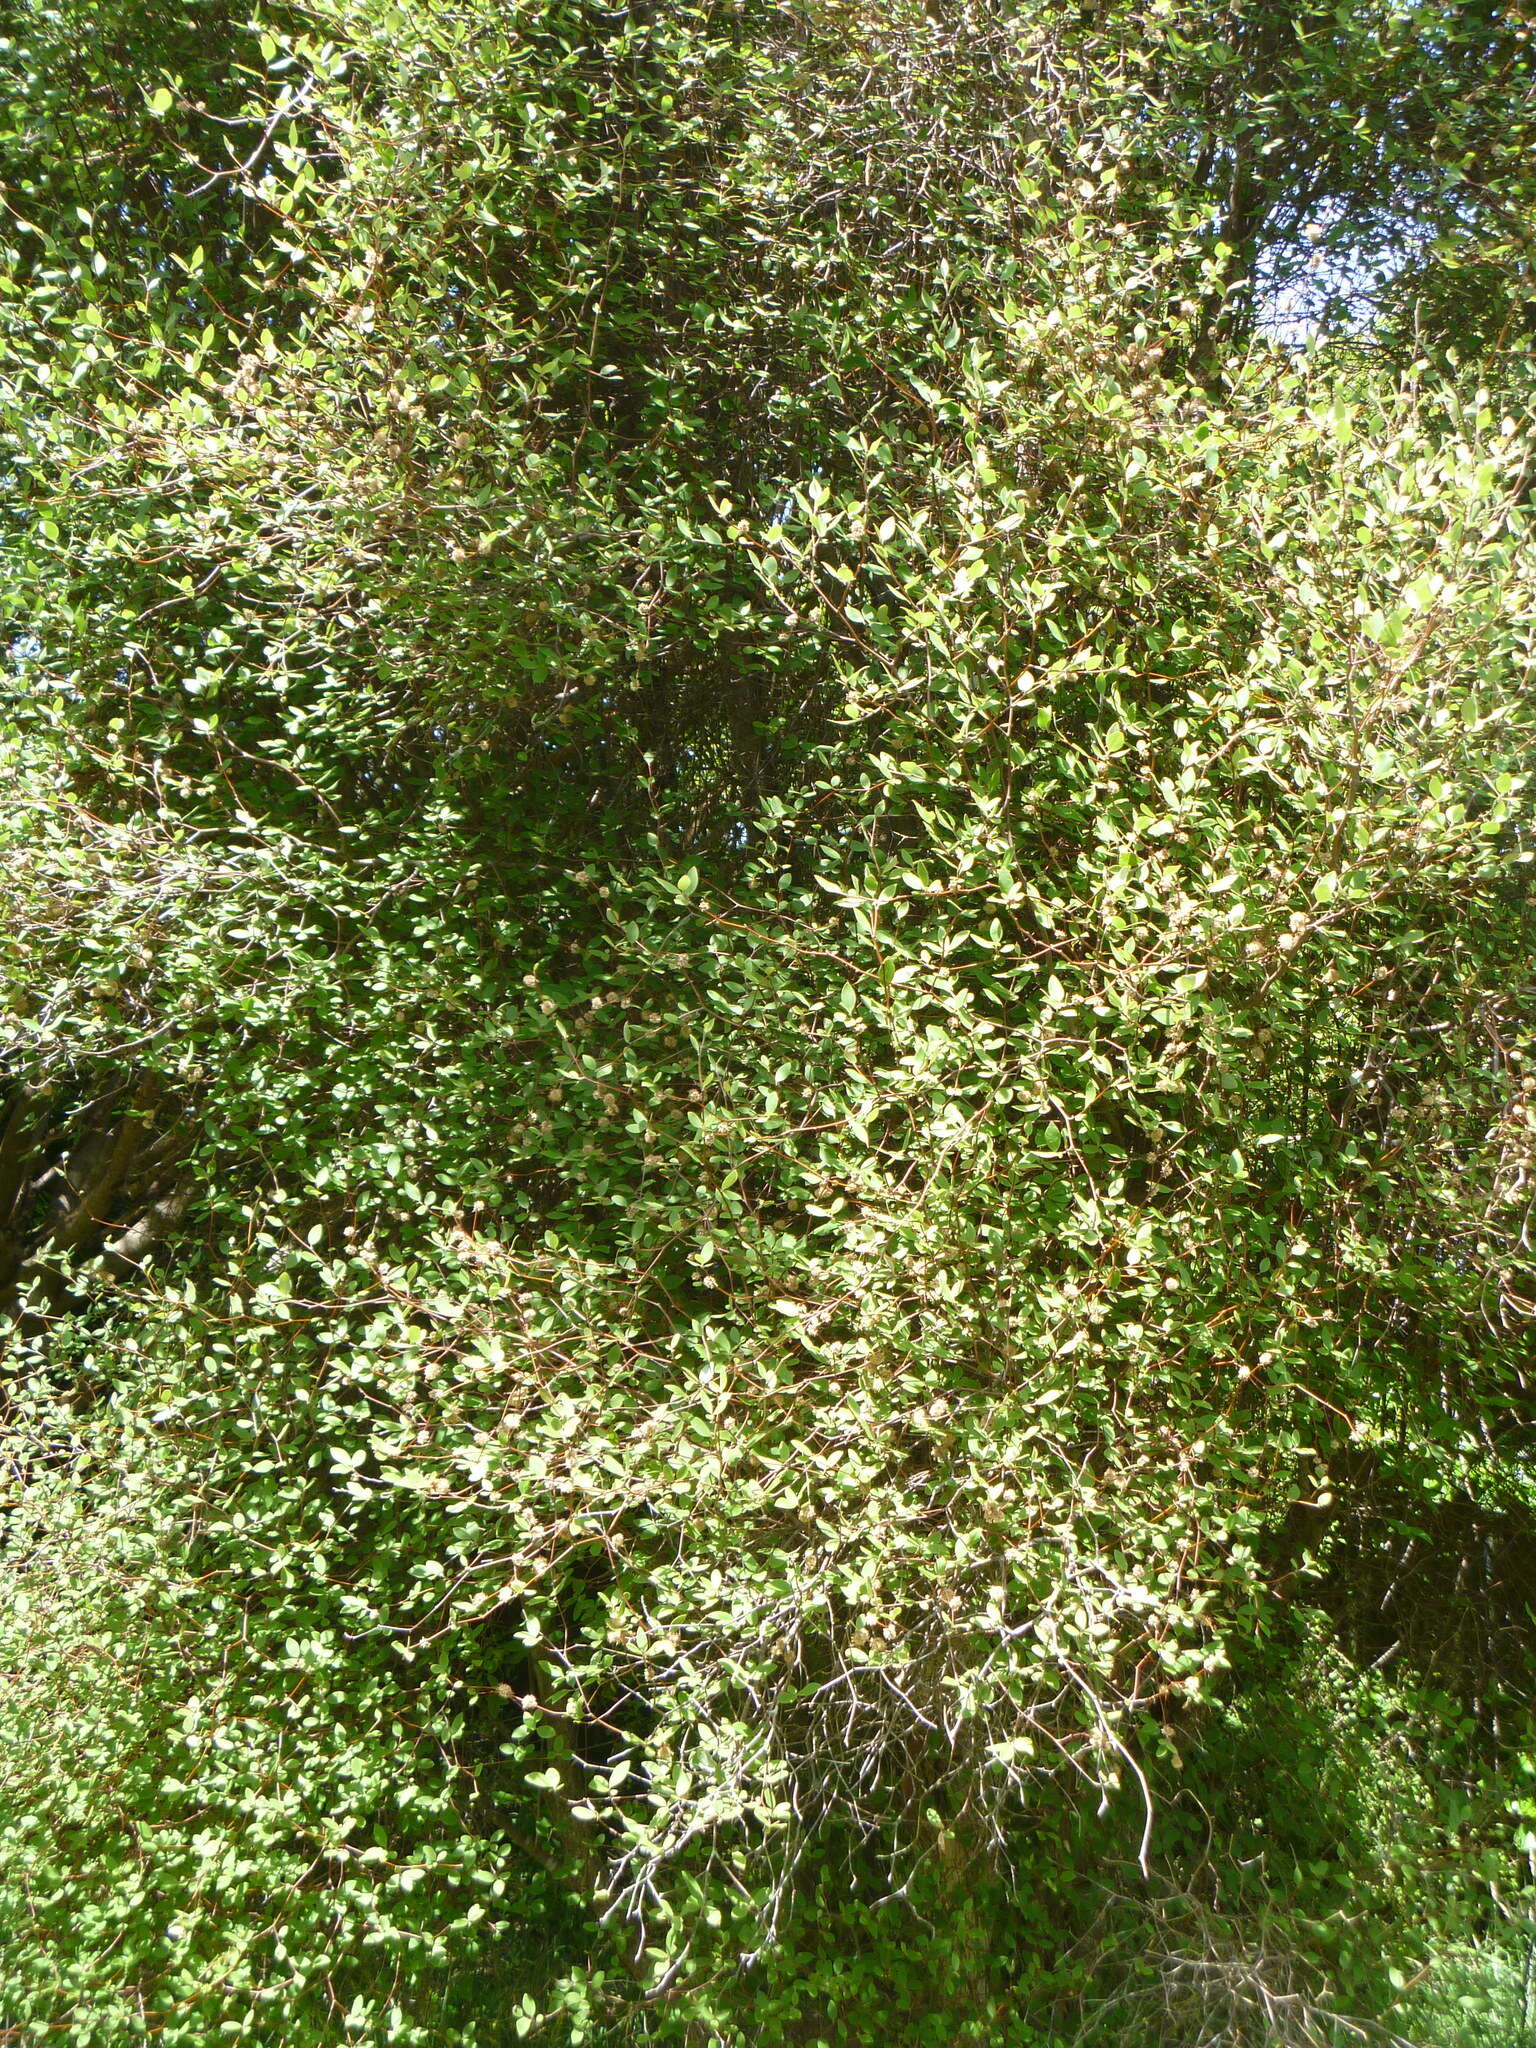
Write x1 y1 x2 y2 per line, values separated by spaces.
1 2 1535 2042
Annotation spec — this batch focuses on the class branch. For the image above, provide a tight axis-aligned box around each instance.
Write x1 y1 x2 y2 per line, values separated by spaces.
47 1079 160 1255
101 1182 194 1273
0 1082 47 1227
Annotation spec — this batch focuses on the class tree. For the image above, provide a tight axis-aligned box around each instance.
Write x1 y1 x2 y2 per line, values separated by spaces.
1 3 1534 2043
